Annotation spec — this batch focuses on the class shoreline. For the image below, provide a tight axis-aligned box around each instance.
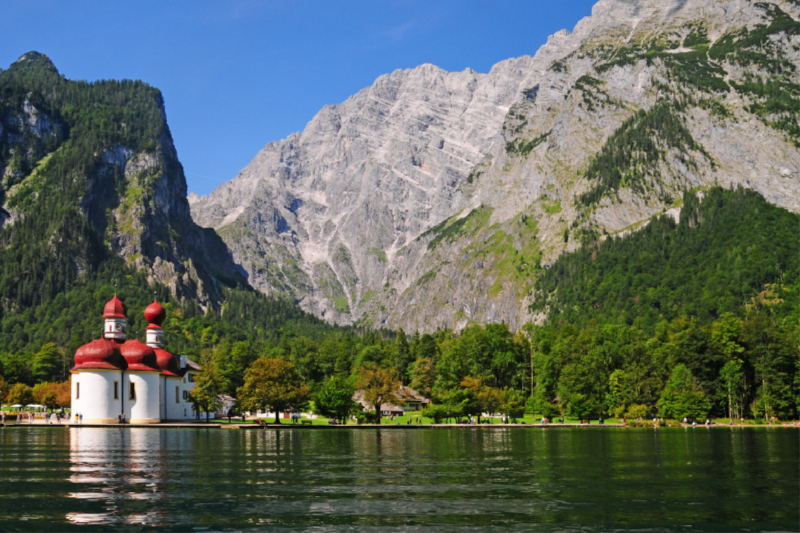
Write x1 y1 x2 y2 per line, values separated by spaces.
2 422 795 430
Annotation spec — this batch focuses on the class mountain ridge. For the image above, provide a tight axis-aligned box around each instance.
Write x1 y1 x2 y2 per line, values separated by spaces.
191 0 800 332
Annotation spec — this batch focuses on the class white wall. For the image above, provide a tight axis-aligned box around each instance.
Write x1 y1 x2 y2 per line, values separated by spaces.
162 373 198 420
71 370 123 423
124 372 160 423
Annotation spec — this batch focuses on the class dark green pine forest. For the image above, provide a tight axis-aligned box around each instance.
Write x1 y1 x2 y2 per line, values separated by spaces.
0 53 796 422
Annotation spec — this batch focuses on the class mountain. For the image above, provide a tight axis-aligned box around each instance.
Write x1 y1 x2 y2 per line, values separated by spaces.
190 0 800 333
0 51 245 309
0 52 342 354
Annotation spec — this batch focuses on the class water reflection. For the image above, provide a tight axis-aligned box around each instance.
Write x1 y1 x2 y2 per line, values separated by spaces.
0 427 796 531
67 428 170 526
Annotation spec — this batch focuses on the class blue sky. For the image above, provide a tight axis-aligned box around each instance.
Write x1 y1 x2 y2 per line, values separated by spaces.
0 1 597 196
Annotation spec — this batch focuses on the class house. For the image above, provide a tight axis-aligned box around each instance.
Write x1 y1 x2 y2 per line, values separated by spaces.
353 386 430 416
216 394 237 417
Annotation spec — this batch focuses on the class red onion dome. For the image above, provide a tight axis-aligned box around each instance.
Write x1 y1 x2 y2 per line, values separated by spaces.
154 348 180 376
144 300 166 326
73 339 127 371
103 295 127 319
120 340 160 372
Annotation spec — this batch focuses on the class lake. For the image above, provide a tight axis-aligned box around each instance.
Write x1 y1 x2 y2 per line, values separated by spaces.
0 427 796 531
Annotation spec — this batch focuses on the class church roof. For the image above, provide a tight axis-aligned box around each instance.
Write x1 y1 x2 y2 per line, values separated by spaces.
144 300 166 326
102 295 127 319
120 339 160 372
73 338 126 371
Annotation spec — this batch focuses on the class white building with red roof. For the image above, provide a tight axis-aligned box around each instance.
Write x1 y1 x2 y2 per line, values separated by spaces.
70 296 202 424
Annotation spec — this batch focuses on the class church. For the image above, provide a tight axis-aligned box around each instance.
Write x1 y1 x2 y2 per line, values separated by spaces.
70 296 202 424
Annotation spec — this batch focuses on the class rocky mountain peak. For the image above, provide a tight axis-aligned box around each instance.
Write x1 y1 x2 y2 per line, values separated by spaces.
191 0 800 332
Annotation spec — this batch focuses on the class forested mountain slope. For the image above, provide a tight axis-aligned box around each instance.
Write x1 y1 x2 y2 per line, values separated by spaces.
0 52 343 357
531 187 799 330
192 0 800 333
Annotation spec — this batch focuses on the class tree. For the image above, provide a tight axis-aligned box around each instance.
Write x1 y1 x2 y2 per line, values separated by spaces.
498 388 525 421
32 343 62 383
314 376 357 421
658 364 711 420
355 363 400 424
190 368 227 422
54 380 70 408
237 358 309 424
0 375 8 403
391 329 412 383
7 383 34 406
718 360 743 419
409 357 436 402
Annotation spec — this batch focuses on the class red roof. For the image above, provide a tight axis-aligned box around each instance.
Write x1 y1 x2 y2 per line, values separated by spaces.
102 295 127 319
120 339 160 372
73 339 126 371
144 300 166 326
154 348 181 376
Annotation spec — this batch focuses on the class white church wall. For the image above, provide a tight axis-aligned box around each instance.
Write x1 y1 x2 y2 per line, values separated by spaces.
72 370 122 424
125 372 161 424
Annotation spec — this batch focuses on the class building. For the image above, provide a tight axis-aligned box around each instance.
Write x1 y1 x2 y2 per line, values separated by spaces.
70 296 202 424
353 386 431 416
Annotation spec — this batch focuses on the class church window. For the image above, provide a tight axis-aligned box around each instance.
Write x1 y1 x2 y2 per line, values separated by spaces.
183 390 189 400
188 374 195 383
129 382 136 401
175 386 180 403
114 381 119 400
76 382 80 399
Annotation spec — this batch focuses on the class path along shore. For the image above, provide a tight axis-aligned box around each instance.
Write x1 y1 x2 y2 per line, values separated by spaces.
2 421 796 430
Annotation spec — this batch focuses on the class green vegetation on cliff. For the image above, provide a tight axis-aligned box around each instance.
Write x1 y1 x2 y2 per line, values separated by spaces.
533 187 799 330
578 105 707 206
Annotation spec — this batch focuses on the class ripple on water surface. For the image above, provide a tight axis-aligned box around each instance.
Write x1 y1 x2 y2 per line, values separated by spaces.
0 427 797 531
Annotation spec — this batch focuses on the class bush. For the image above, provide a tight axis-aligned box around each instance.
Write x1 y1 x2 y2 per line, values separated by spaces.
356 411 378 424
625 404 651 419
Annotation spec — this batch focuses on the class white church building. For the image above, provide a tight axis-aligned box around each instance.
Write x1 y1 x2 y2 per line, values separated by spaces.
70 296 202 424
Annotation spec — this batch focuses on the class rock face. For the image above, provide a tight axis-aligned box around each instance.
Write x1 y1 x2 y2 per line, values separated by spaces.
192 0 800 331
0 52 246 307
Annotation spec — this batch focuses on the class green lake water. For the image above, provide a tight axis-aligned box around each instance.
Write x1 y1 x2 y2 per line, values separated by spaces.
0 427 796 532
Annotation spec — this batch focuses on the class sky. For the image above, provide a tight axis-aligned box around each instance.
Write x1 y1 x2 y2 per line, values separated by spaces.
0 1 597 196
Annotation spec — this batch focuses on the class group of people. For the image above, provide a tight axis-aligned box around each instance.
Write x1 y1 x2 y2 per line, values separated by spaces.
1 410 70 425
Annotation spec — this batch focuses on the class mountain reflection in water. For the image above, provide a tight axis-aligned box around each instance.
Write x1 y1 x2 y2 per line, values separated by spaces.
0 426 796 531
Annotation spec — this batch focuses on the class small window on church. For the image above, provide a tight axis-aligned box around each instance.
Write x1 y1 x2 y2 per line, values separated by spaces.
114 381 119 400
175 386 180 403
188 374 195 383
76 382 80 400
183 390 189 400
129 382 136 401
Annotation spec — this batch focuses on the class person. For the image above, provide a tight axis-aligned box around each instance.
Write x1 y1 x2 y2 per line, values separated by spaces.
227 410 232 424
729 419 733 426
79 413 83 424
241 412 245 423
121 413 125 424
692 420 697 427
683 417 688 425
653 417 658 428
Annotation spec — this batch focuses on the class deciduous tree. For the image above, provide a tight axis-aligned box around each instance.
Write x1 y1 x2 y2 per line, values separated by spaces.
314 376 357 422
237 358 309 424
356 363 400 424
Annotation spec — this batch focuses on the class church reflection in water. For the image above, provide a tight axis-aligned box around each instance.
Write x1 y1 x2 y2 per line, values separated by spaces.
65 428 174 527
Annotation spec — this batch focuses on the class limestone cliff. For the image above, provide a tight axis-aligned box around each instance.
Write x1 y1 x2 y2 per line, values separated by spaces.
191 0 800 331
